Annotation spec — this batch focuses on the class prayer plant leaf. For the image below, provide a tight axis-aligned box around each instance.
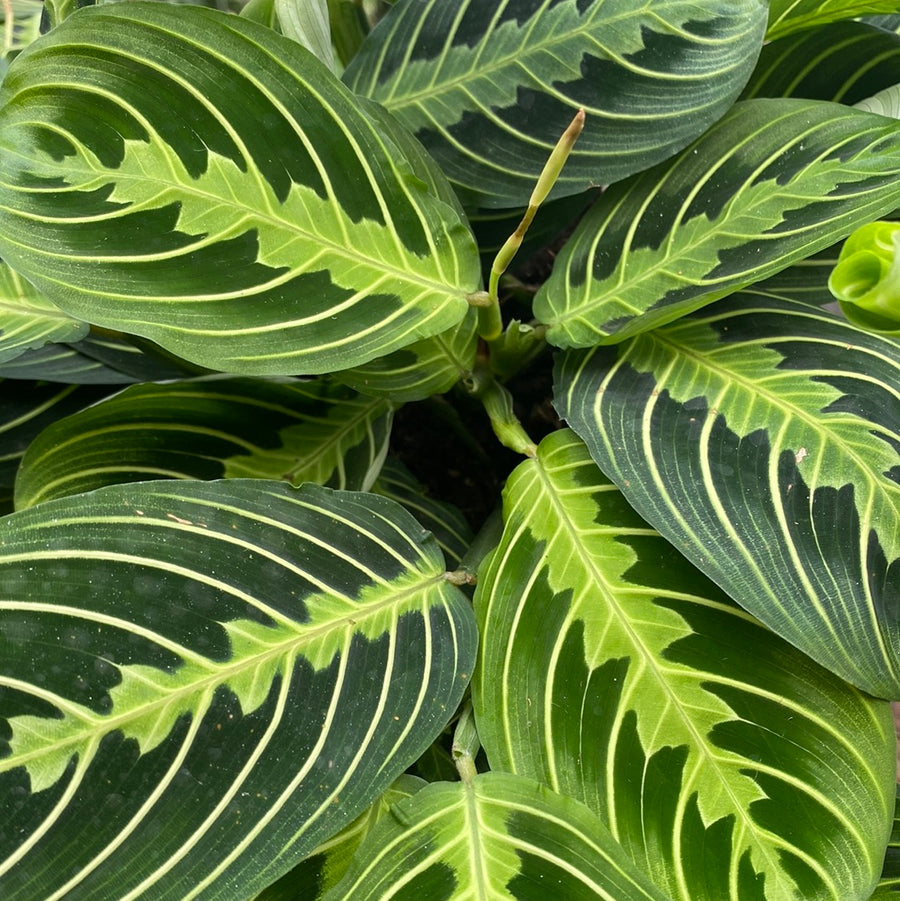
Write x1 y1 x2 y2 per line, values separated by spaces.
335 308 478 403
0 380 115 515
371 459 474 571
473 428 896 901
343 0 767 209
872 786 900 901
0 2 480 376
766 0 900 40
872 786 900 898
320 772 669 901
0 480 477 900
13 377 395 509
741 21 900 104
0 334 195 384
554 295 900 699
534 98 900 347
0 263 87 363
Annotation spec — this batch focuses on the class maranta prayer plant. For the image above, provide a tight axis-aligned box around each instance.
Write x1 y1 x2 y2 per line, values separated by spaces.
0 1 898 899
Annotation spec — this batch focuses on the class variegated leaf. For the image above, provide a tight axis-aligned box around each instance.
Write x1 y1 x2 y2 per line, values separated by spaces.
554 294 900 698
321 772 669 901
372 458 474 570
0 380 114 514
0 0 42 74
13 377 394 509
0 480 476 899
742 21 900 104
873 785 900 898
253 775 427 901
473 428 895 901
343 0 766 209
335 308 478 402
0 263 87 363
535 98 900 347
0 3 480 375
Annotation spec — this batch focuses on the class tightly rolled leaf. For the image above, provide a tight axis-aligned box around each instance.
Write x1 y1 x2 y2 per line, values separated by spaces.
829 220 900 333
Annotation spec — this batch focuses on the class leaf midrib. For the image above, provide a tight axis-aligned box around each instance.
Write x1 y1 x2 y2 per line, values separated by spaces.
530 450 786 882
14 146 471 301
647 321 900 529
3 569 448 774
375 5 698 112
546 115 900 331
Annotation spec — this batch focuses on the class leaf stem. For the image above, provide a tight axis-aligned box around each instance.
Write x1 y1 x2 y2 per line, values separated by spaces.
452 700 480 784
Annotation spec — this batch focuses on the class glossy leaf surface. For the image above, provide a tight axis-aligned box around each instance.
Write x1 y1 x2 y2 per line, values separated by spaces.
322 772 669 901
535 98 900 346
344 0 766 209
0 3 480 375
474 429 895 901
14 377 394 508
0 480 477 899
555 295 900 698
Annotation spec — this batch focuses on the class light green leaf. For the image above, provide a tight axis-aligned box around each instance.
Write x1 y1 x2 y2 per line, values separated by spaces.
535 98 900 347
473 429 895 901
0 480 476 899
275 0 335 72
343 0 767 209
766 0 900 41
322 772 669 900
741 21 900 104
0 2 480 375
13 377 395 509
828 220 900 333
554 295 900 698
0 263 87 363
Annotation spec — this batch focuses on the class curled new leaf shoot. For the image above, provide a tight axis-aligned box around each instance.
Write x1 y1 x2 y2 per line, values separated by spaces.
829 220 900 334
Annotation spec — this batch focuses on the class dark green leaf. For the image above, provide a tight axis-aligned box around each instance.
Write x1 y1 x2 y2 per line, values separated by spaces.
554 295 900 698
0 3 480 375
322 772 669 900
14 377 395 508
536 99 900 346
474 429 895 900
0 480 476 899
344 0 766 209
742 21 900 104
